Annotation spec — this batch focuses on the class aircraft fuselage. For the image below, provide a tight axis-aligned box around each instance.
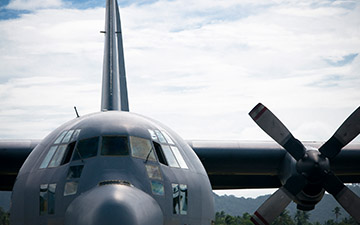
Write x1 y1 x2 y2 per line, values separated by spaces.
10 111 215 225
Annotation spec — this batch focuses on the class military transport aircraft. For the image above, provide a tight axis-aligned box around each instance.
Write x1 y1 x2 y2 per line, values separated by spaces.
0 0 360 224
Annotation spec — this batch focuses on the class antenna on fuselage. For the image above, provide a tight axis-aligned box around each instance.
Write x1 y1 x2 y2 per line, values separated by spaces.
101 0 129 112
74 106 80 118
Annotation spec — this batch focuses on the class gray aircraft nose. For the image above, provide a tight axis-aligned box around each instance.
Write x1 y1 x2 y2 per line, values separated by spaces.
64 183 163 225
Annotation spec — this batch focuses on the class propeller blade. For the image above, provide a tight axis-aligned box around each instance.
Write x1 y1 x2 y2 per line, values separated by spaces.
251 187 292 225
249 103 305 160
251 175 307 225
323 173 360 223
319 107 360 159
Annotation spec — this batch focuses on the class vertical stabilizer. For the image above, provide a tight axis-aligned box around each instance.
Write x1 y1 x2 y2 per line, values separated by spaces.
101 0 129 111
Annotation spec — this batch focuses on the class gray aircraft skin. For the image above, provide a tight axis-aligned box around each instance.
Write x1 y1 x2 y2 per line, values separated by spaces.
1 0 360 225
10 111 214 225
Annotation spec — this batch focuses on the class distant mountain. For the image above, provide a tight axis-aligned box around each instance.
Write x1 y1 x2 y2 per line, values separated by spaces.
214 184 360 224
0 191 11 212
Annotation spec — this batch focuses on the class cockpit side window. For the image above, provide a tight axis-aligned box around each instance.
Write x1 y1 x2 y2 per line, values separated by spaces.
39 184 48 215
64 165 84 196
48 145 67 168
72 137 99 161
161 131 175 145
154 130 167 144
172 184 188 215
70 129 81 142
153 142 167 165
39 129 82 169
54 131 67 144
39 146 57 169
62 130 74 143
48 184 56 214
39 183 57 215
130 136 156 161
162 145 180 168
170 146 188 169
148 129 189 169
101 136 129 156
61 142 76 165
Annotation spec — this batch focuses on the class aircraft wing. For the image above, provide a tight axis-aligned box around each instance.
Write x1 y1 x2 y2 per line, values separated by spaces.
188 140 360 189
1 139 359 191
0 140 40 191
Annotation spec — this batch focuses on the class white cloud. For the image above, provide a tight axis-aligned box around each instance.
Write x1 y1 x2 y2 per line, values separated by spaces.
0 1 360 135
0 7 104 138
0 0 359 197
1 0 359 139
6 0 63 10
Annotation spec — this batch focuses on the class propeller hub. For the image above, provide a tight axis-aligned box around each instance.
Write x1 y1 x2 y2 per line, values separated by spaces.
296 149 330 183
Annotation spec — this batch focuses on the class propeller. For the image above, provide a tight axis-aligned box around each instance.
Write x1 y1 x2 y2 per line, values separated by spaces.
251 175 307 225
319 106 360 159
249 103 360 225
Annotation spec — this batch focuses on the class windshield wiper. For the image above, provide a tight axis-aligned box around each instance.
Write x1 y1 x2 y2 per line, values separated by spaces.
75 147 85 163
144 147 154 163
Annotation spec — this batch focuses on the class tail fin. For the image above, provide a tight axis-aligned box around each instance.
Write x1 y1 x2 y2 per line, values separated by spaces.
101 0 129 111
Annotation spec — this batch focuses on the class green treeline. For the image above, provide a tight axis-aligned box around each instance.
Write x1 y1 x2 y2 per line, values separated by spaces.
0 207 9 225
214 208 358 225
0 206 357 225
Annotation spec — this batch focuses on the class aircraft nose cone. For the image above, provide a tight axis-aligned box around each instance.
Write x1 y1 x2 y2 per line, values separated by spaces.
64 184 163 225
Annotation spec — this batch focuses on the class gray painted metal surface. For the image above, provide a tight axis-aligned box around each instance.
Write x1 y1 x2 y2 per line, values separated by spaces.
189 140 360 189
65 185 163 225
9 112 214 224
101 0 129 111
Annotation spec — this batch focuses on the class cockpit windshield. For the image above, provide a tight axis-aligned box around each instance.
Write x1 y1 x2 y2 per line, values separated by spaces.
101 136 129 156
130 136 156 161
39 129 189 170
73 137 99 160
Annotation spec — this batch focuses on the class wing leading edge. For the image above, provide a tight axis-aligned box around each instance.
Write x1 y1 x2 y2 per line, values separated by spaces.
0 140 40 191
189 140 360 189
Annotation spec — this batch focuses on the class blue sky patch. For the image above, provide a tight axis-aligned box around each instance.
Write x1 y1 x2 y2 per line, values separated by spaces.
0 0 102 20
0 0 32 20
62 0 105 9
0 8 30 20
309 75 342 88
0 0 161 20
325 53 358 67
170 4 271 33
310 0 357 10
62 0 160 9
0 0 11 8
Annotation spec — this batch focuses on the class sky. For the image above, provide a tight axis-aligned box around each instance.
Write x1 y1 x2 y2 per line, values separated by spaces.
0 0 359 198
